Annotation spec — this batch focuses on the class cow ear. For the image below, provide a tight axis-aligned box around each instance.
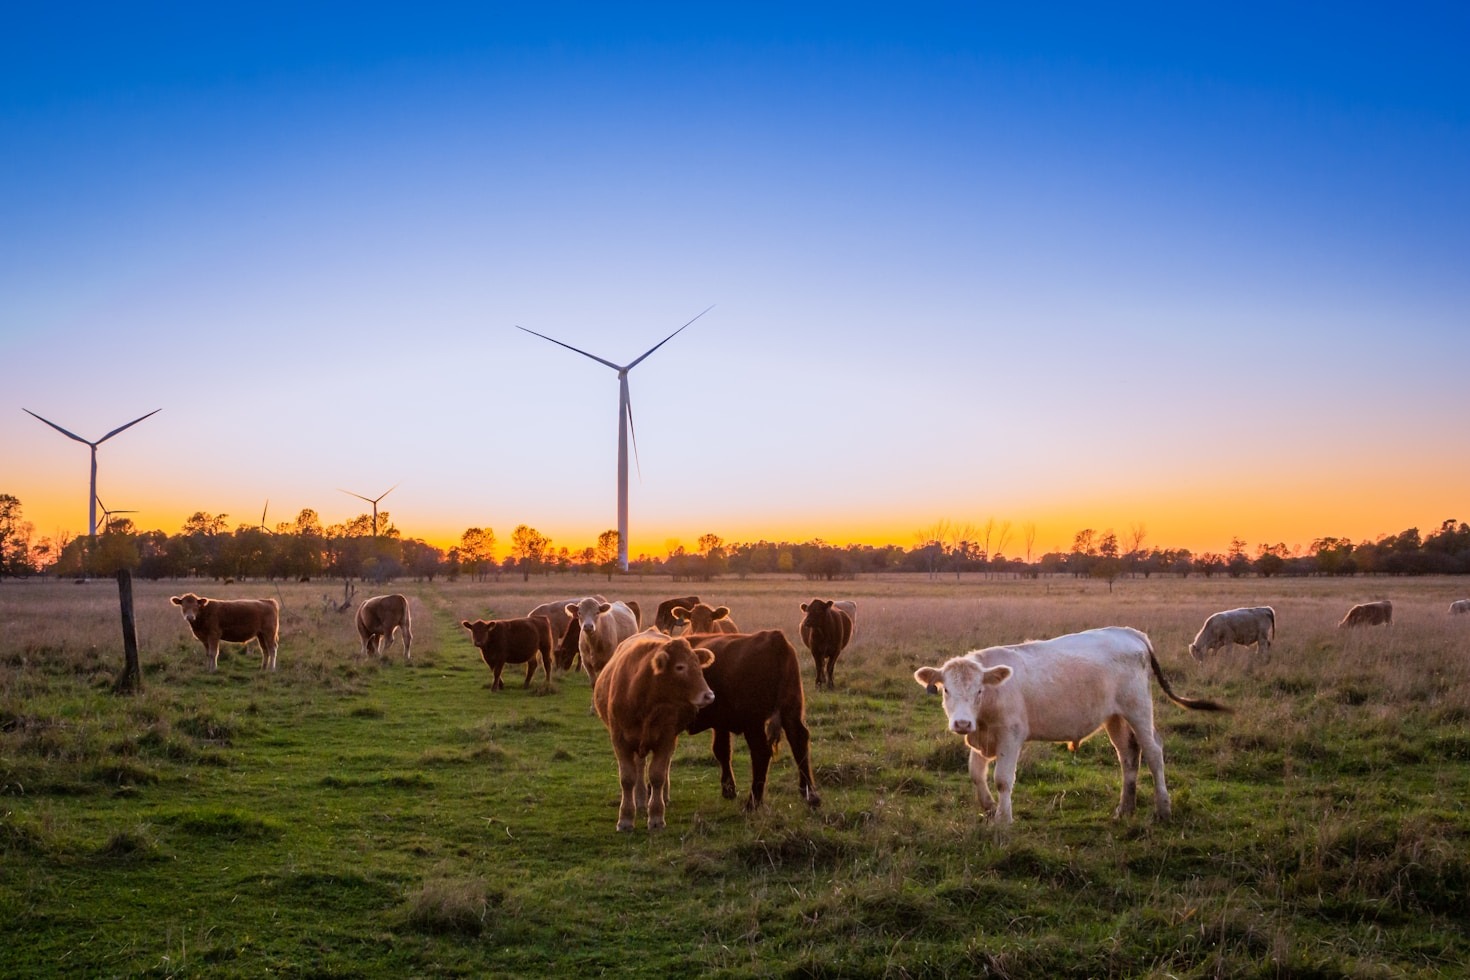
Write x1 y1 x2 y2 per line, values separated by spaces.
564 604 577 618
461 620 473 629
800 602 809 612
713 606 729 619
671 606 689 620
598 603 611 614
914 667 942 693
982 665 1013 687
695 647 715 668
652 650 670 674
170 596 183 605
197 597 210 608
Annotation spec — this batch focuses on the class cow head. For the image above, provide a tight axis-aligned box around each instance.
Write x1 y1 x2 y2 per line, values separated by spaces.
1188 641 1204 663
800 599 834 628
555 617 581 670
171 593 208 621
651 638 716 708
460 619 500 650
569 598 612 636
913 658 1013 735
673 603 730 634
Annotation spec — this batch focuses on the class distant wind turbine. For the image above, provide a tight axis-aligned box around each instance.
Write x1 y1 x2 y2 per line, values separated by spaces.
516 306 713 572
95 496 137 534
338 485 397 539
24 408 161 538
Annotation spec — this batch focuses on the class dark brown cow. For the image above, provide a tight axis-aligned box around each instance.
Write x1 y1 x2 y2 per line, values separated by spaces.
1338 600 1393 628
356 594 412 659
684 630 821 810
655 595 701 634
672 602 738 634
799 599 854 689
170 593 280 671
461 616 554 690
593 633 716 831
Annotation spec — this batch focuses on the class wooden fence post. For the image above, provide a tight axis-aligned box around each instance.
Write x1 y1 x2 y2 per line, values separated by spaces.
114 569 142 694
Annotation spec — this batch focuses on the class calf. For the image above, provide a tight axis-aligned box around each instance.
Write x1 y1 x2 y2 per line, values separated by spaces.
170 593 280 671
1339 600 1393 628
461 616 554 690
655 595 701 634
1188 606 1274 662
799 598 854 689
356 594 412 659
671 602 738 635
593 633 716 831
684 630 821 810
566 598 640 685
913 626 1229 824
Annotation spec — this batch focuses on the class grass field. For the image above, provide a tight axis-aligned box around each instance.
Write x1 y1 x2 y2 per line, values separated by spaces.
2 573 1468 978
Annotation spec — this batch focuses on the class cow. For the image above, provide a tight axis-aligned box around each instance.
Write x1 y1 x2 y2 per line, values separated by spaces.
655 595 701 634
684 630 822 811
355 594 412 660
799 599 854 689
1339 600 1393 628
460 616 554 690
170 593 280 671
528 596 605 670
1188 606 1275 662
913 626 1229 824
593 632 716 831
671 602 738 635
1449 599 1470 615
566 598 641 685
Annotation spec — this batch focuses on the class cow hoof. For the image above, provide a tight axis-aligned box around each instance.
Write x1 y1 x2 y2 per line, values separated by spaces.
804 790 822 808
648 818 666 831
617 821 634 832
721 782 737 800
741 796 763 812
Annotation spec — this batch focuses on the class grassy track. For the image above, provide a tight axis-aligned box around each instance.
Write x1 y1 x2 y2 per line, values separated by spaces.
2 574 1468 977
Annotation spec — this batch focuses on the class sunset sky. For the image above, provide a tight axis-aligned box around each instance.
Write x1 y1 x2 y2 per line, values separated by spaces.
4 5 1467 559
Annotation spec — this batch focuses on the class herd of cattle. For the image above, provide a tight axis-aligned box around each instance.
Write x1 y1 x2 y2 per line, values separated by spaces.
166 589 1466 831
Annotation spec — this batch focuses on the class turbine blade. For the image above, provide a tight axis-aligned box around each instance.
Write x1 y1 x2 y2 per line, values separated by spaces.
625 304 713 372
376 484 399 504
625 387 643 482
97 408 162 444
261 501 270 527
516 326 622 371
339 488 374 504
23 409 90 444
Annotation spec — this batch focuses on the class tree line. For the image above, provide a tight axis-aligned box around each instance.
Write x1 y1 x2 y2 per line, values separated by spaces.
2 494 1468 583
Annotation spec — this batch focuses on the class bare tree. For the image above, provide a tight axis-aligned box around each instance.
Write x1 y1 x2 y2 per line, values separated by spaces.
1022 522 1037 569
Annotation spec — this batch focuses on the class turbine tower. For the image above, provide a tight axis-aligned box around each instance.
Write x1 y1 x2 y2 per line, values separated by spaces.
23 408 161 538
517 306 712 572
338 485 397 539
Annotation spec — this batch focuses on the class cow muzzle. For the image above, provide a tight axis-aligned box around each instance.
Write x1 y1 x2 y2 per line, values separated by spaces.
949 719 975 735
695 690 715 707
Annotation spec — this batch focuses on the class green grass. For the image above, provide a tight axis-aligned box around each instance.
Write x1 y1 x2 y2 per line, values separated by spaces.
2 575 1468 977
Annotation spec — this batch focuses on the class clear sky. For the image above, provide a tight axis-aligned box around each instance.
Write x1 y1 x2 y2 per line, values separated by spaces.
4 3 1467 558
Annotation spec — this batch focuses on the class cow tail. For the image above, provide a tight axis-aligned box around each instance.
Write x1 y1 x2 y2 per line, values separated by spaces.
1268 607 1276 640
766 711 784 758
1147 641 1232 714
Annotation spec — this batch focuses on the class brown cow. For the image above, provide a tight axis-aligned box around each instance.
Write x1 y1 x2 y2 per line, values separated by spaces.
356 594 412 659
170 593 280 671
799 599 854 689
1339 600 1393 628
655 595 701 634
593 633 716 831
671 602 738 635
684 630 822 810
460 616 554 690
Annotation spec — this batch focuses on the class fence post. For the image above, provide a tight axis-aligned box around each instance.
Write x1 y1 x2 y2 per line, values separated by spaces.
114 569 142 694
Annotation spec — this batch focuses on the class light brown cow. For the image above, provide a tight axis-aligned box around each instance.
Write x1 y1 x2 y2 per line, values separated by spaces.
671 602 738 635
593 632 716 831
1188 606 1274 662
1449 599 1470 615
1338 600 1393 628
655 595 701 634
460 616 554 690
566 598 640 685
170 593 280 671
799 599 854 689
356 594 412 659
528 596 605 670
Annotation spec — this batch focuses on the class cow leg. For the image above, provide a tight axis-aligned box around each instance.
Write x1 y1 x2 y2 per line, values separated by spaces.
712 730 737 799
743 727 774 810
1105 715 1141 818
614 747 642 832
967 749 996 815
401 623 412 660
1259 636 1270 662
206 640 220 671
827 652 840 689
491 664 505 691
992 740 1022 823
1131 719 1171 820
646 743 677 830
781 713 822 807
523 659 536 688
540 647 553 687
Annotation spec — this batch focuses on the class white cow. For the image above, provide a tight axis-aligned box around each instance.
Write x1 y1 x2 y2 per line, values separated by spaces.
913 626 1229 824
1449 599 1470 616
1189 606 1275 662
566 598 640 685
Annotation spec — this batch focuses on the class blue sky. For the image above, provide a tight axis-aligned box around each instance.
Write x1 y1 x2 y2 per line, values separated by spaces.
4 4 1467 557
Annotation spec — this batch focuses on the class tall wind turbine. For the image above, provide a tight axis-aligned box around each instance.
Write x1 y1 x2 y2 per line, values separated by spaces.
517 306 712 572
24 408 161 538
338 485 397 539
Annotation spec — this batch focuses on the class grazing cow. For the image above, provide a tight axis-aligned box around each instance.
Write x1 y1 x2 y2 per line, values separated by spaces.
1188 606 1275 662
356 594 413 660
913 626 1229 824
671 602 738 635
799 599 854 689
1449 599 1470 615
593 633 716 831
566 598 640 685
529 596 605 670
655 595 701 634
1339 600 1393 628
684 630 822 810
460 616 554 690
170 593 280 671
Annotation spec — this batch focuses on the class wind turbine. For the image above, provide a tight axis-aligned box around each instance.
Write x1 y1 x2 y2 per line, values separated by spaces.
95 496 137 534
517 306 713 572
338 485 397 539
23 408 161 538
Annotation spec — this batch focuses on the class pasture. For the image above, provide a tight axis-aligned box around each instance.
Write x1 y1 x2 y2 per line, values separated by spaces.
2 574 1468 977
